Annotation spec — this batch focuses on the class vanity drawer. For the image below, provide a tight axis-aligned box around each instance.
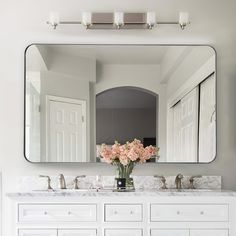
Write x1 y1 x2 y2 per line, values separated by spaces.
190 229 228 236
104 204 143 222
105 229 142 236
18 204 97 222
151 229 189 236
150 204 228 222
58 229 97 236
19 229 57 236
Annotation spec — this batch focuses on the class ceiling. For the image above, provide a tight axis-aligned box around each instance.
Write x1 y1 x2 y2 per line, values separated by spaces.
40 44 169 65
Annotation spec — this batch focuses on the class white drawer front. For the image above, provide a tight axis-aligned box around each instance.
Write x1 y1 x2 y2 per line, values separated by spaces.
190 229 228 236
58 229 97 236
151 229 189 236
105 204 142 222
19 229 57 236
150 204 228 222
105 229 142 236
19 204 97 222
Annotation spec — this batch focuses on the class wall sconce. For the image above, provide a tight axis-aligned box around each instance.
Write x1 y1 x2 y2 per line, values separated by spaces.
47 11 190 30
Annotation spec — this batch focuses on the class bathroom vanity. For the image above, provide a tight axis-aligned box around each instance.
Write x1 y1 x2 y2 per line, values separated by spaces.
7 190 236 236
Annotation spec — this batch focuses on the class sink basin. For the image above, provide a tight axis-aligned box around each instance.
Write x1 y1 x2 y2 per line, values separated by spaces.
157 188 216 192
33 189 97 192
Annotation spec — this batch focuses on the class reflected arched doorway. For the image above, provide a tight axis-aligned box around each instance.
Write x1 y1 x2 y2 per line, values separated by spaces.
96 86 159 159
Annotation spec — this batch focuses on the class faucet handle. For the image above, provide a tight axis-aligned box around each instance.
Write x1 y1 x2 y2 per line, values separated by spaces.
154 175 167 189
39 175 53 190
189 175 202 189
74 175 86 189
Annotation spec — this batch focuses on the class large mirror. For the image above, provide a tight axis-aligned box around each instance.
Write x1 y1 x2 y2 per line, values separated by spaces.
25 44 216 163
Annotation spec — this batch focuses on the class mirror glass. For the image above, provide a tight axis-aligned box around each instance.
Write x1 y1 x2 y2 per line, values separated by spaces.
25 44 216 163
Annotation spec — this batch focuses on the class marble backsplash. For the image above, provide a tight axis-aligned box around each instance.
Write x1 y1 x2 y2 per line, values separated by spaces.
16 175 221 192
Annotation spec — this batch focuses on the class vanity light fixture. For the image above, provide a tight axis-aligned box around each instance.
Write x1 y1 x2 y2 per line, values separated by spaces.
47 11 190 30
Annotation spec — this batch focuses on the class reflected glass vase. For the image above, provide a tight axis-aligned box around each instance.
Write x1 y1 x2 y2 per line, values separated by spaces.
116 162 135 190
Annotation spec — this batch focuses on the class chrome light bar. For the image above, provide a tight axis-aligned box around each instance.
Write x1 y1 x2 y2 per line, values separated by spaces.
47 12 190 30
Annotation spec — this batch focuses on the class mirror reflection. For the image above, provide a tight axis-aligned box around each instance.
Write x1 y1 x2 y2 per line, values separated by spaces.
25 44 216 163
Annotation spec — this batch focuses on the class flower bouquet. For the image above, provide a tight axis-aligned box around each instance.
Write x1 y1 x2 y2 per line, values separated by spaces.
100 139 159 189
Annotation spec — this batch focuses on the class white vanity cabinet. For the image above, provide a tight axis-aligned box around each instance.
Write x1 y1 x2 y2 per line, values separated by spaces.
190 230 228 236
151 229 189 236
58 229 97 236
7 193 236 236
104 229 142 236
19 229 57 236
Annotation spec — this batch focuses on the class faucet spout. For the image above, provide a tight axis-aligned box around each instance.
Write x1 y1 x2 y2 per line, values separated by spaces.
175 173 184 190
58 174 66 189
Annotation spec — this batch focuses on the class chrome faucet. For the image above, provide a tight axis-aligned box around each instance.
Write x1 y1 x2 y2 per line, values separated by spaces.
39 175 53 190
189 175 202 189
175 173 184 190
74 175 86 189
58 174 66 189
154 175 168 189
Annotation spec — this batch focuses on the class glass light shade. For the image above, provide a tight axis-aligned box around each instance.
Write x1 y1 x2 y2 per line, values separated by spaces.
82 12 92 26
49 12 60 26
179 12 189 25
114 12 124 26
146 12 156 26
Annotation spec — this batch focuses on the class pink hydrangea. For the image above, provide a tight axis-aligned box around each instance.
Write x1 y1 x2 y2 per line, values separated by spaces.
99 139 158 166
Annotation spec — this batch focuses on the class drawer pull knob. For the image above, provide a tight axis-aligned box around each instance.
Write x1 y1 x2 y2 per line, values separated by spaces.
68 211 72 215
176 211 180 215
114 211 117 214
200 211 204 215
130 210 134 215
44 211 48 215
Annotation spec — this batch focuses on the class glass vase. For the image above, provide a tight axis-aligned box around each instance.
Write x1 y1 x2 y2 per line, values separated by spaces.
116 162 135 190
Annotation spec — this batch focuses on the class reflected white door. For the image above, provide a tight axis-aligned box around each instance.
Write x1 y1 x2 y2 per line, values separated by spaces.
199 74 216 162
47 96 86 162
168 87 198 162
180 87 198 162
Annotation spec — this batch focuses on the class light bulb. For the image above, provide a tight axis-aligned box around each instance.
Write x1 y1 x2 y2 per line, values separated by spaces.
146 12 156 29
179 12 189 30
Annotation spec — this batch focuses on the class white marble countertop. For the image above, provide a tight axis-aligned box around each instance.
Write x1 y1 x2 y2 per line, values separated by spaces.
6 189 236 198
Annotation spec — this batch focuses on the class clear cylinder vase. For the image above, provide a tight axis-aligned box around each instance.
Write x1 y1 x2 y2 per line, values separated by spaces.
116 162 135 190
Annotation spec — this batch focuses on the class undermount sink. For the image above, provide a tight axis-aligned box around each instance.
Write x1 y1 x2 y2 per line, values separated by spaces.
33 189 97 192
157 188 216 192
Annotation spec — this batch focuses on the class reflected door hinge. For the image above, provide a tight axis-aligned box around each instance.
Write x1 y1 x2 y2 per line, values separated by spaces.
82 116 84 122
38 105 41 112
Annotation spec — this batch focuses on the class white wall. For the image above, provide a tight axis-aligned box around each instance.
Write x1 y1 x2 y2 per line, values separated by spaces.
1 0 236 235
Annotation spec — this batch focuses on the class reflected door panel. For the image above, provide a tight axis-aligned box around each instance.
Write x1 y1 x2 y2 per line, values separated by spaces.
48 99 86 162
